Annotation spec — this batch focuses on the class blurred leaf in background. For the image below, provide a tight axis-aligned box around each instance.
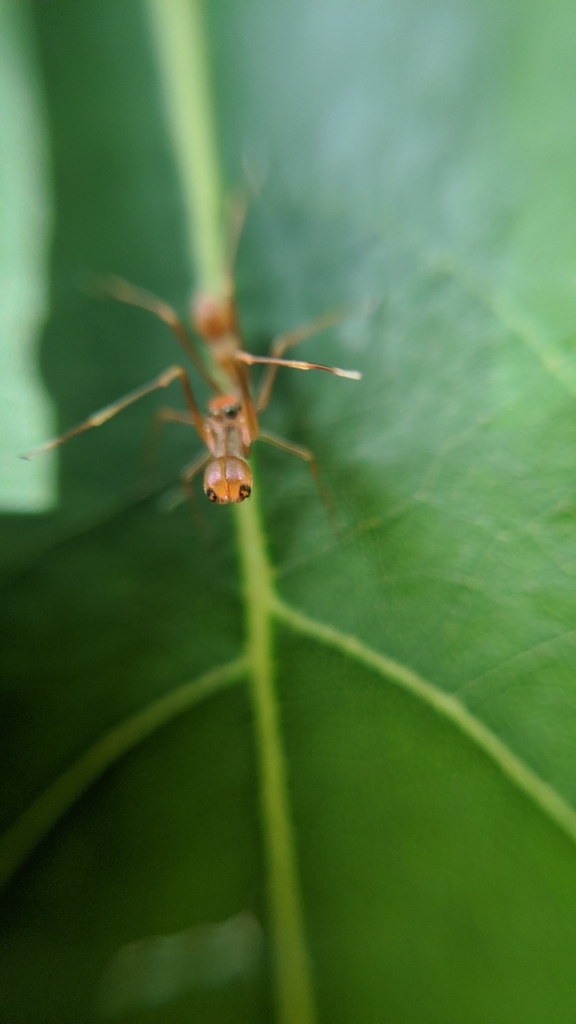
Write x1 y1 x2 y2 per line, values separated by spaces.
0 0 55 513
99 911 262 1017
3 1 576 1022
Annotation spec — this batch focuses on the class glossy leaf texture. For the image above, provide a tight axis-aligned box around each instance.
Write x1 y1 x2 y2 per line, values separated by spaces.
3 1 576 1022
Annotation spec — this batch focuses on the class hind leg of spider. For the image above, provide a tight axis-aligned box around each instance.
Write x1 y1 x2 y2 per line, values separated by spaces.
181 449 211 486
139 407 196 488
22 365 206 460
157 449 210 520
179 450 211 509
223 160 267 298
252 309 359 412
258 428 334 520
98 275 217 390
223 191 249 302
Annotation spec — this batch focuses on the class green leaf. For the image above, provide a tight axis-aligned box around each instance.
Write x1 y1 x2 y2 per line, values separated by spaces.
3 1 576 1022
0 0 56 513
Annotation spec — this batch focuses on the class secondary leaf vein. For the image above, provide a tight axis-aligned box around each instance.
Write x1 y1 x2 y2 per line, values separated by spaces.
0 657 247 892
272 597 576 849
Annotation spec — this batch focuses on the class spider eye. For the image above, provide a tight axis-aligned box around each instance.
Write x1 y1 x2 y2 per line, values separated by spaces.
238 485 251 501
224 404 241 419
206 488 219 503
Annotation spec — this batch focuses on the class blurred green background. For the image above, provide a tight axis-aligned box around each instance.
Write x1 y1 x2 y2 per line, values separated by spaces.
3 1 576 1021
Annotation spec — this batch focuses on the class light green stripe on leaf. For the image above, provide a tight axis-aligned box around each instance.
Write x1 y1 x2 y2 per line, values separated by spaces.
0 658 247 891
273 597 576 849
0 1 56 512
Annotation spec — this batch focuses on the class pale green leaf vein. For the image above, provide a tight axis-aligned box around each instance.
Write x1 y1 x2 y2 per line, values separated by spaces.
457 628 576 701
434 255 576 399
145 2 319 1021
235 491 317 1024
488 293 576 399
272 597 576 848
0 657 247 892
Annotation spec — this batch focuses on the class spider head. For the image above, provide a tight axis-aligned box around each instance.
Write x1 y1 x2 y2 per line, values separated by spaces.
204 457 252 504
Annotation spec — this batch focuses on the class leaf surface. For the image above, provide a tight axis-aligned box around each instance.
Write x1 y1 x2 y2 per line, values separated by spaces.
3 2 576 1022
